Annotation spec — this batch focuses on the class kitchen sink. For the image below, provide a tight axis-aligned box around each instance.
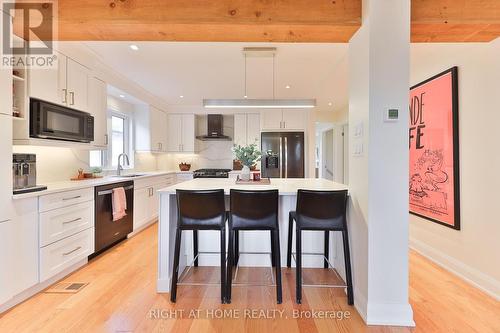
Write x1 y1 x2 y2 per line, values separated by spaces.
112 174 146 178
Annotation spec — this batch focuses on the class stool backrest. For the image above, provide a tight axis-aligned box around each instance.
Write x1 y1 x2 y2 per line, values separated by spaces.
176 189 226 227
230 189 279 229
296 190 348 228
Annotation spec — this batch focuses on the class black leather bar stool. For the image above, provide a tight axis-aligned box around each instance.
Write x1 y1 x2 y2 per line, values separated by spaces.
170 189 227 303
226 189 282 304
286 189 353 305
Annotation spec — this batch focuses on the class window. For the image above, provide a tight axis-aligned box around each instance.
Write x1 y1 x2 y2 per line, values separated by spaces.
111 115 126 167
89 110 132 170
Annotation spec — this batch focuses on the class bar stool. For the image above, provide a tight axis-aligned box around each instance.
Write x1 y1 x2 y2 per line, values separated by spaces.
226 189 282 304
286 189 353 305
170 189 227 303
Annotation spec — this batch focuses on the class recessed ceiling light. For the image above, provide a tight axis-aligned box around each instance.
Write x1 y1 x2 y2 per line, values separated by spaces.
179 95 184 98
285 85 291 89
119 94 125 98
129 44 139 51
244 95 248 99
328 102 333 106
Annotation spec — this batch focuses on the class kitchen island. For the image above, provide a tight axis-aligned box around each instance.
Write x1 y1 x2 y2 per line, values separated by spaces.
157 178 348 293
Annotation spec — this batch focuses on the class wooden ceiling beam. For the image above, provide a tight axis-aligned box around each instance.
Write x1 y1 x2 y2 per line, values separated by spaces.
411 0 500 42
55 0 362 43
11 0 500 42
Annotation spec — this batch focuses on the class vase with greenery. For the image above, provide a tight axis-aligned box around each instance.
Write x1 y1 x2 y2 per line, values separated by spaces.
232 142 261 181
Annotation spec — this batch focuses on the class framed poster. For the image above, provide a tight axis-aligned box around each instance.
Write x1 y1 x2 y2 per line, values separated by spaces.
409 66 460 230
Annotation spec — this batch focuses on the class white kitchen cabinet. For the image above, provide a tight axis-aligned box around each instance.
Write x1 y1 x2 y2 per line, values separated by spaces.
150 106 168 152
66 58 89 111
0 198 39 304
0 12 11 116
261 109 307 131
40 227 94 282
234 113 260 146
135 105 168 152
167 114 196 152
29 52 89 111
0 114 12 214
133 175 176 231
88 77 108 147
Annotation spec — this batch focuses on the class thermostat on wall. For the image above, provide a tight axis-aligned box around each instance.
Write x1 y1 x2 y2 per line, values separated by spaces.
384 108 399 122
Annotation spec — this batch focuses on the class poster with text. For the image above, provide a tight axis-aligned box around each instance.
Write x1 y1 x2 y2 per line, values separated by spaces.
409 67 460 229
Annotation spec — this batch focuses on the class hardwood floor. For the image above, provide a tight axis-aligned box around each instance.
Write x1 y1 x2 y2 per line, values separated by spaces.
1 223 499 333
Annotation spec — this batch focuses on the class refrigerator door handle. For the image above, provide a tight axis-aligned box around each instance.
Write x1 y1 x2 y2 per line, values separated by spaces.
284 136 288 178
279 136 283 178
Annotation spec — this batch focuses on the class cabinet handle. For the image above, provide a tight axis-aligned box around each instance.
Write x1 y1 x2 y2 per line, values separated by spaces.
62 195 81 201
0 219 11 224
104 134 108 145
63 217 82 225
62 89 67 104
62 246 82 256
69 91 75 105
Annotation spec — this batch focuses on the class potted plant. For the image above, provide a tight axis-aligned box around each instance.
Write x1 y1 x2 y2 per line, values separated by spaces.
232 142 261 181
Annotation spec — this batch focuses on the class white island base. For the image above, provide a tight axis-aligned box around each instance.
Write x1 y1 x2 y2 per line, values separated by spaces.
157 178 348 293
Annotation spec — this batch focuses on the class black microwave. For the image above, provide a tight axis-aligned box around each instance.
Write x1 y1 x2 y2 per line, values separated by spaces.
30 98 94 143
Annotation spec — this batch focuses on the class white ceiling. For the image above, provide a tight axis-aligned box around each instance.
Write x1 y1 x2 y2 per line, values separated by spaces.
83 42 349 113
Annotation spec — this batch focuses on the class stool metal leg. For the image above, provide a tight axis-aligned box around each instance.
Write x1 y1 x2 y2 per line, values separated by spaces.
226 226 233 303
295 227 302 304
342 228 354 305
273 229 283 304
234 230 239 267
170 228 182 302
193 230 199 267
220 227 226 304
271 230 276 267
287 213 294 268
324 231 330 269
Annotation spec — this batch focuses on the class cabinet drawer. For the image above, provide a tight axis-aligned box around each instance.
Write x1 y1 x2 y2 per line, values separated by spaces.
40 228 94 282
40 201 94 247
39 187 94 212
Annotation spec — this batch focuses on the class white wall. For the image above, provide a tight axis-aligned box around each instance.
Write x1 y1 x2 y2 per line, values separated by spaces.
409 39 500 300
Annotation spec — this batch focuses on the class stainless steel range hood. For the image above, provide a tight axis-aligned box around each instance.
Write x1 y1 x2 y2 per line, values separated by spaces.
196 114 232 141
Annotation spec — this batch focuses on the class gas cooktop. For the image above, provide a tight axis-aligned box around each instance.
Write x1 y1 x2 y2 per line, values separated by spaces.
193 168 232 178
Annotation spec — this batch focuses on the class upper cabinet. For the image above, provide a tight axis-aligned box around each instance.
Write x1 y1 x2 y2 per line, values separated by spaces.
261 109 307 131
0 12 12 116
167 114 195 152
88 77 108 148
29 51 89 112
135 105 168 152
234 113 260 146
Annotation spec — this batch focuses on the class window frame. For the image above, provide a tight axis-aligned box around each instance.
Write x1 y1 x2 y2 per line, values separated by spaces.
103 110 133 170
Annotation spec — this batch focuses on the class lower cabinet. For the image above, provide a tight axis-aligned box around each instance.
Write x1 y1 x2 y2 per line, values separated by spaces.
38 189 95 282
0 198 39 304
39 228 94 282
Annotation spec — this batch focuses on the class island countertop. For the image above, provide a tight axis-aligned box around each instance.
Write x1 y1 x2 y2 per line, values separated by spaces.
158 178 348 195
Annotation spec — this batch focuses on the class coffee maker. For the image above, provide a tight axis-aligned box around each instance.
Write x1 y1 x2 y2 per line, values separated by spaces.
12 154 47 194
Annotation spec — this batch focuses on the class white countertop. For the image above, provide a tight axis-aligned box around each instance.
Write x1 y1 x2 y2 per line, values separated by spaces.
13 170 193 199
158 178 348 195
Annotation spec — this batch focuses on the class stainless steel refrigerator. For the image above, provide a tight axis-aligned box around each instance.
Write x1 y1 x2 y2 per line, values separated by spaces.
261 132 305 178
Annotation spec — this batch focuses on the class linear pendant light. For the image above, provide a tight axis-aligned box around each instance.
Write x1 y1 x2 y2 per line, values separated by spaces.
203 98 316 108
203 47 316 109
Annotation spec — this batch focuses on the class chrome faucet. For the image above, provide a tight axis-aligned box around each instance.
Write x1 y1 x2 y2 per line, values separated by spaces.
117 153 130 176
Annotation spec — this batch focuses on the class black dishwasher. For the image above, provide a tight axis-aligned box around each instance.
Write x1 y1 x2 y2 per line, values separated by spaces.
93 181 134 256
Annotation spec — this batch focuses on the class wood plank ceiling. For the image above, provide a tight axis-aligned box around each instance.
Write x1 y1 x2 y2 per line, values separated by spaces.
15 0 500 42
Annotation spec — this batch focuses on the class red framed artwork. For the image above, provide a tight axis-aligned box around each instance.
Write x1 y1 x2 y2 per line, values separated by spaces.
409 67 460 230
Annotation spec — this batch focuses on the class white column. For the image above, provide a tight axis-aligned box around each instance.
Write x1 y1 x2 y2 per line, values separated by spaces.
348 0 414 326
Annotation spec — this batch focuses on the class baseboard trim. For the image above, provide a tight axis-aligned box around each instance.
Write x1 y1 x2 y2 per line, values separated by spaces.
410 237 500 301
157 278 171 293
128 219 158 238
365 302 415 326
